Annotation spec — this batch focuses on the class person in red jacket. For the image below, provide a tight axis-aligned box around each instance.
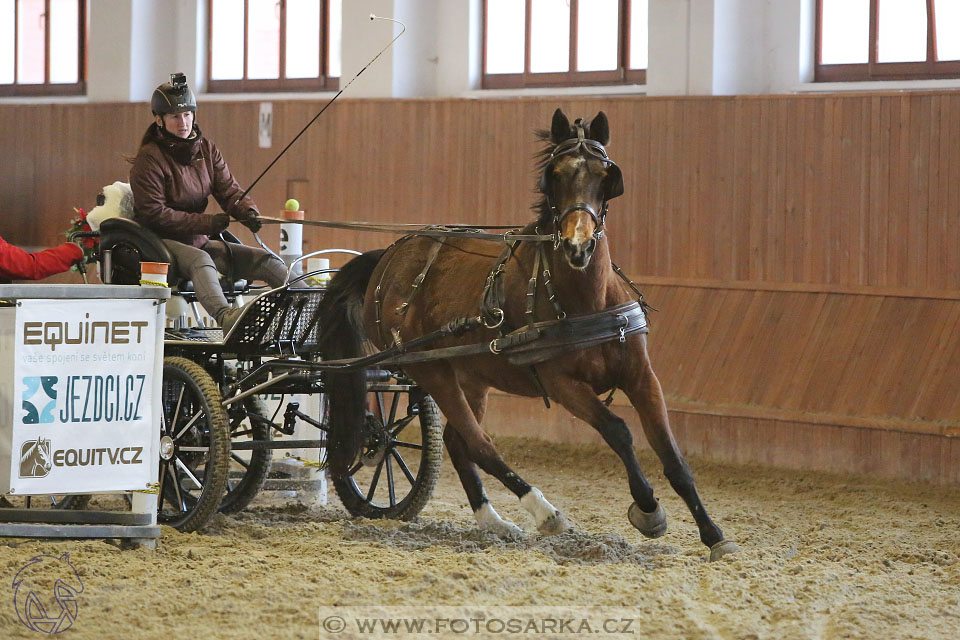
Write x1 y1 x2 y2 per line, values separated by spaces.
0 236 82 284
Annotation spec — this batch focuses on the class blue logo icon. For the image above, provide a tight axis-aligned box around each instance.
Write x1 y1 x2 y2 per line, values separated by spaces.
12 553 83 634
22 376 58 424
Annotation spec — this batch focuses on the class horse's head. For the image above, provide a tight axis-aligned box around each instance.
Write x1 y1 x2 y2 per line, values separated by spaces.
538 108 623 270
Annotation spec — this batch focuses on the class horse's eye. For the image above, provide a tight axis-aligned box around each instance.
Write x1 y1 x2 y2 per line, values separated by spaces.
96 193 106 206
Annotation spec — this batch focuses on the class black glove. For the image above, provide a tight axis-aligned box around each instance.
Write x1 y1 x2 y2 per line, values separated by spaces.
237 208 262 233
209 213 231 234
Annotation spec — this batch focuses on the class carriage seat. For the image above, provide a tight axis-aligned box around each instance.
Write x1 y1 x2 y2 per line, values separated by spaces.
99 217 249 294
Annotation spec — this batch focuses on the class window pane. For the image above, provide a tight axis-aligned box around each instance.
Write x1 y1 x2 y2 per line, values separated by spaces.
629 0 648 69
211 0 244 79
328 0 342 77
0 0 13 84
486 0 525 74
285 0 320 78
49 0 78 84
248 0 280 79
820 0 869 64
530 0 569 73
577 0 618 71
935 0 960 61
17 0 45 84
878 0 927 63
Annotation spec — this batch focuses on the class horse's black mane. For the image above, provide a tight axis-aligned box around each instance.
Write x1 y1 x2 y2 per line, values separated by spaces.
533 128 556 225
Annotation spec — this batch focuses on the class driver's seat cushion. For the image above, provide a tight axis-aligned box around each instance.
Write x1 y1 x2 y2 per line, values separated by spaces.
100 217 247 293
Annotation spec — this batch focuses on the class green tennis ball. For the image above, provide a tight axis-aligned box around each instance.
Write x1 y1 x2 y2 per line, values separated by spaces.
284 198 300 211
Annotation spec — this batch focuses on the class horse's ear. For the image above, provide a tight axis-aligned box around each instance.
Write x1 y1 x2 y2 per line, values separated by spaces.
604 164 624 200
589 111 610 146
551 108 571 143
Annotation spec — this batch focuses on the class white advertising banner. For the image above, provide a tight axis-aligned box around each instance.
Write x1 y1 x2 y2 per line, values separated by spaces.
10 299 157 494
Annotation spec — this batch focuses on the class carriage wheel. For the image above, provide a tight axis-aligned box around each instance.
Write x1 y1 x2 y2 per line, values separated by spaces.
218 396 273 514
332 389 443 520
158 357 230 532
0 494 91 510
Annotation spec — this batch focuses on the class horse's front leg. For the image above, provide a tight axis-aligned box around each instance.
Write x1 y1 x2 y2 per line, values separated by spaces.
623 336 738 561
543 376 667 538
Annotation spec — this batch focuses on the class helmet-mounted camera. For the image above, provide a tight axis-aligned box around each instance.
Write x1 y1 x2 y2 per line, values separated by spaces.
151 72 197 116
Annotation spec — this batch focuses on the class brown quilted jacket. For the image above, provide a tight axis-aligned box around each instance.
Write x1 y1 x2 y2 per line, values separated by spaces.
129 124 257 248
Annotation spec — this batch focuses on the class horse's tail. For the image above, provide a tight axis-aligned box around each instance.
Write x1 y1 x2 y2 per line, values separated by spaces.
318 249 386 478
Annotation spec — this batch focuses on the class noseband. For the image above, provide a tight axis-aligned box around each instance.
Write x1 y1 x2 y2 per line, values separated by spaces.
543 119 619 246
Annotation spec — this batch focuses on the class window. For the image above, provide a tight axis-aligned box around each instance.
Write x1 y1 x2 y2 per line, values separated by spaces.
817 0 960 81
0 0 86 97
483 0 647 89
208 0 340 92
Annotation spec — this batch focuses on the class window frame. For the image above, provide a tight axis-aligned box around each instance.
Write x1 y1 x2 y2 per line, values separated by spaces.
482 0 646 89
816 0 960 82
0 0 87 97
206 0 339 93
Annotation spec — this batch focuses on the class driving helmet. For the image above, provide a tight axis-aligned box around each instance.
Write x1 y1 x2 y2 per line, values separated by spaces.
151 72 197 116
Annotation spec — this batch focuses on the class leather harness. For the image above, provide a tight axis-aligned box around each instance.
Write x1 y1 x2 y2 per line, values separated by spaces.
324 126 652 405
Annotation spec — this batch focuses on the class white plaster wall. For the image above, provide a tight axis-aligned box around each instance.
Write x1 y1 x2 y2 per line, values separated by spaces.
19 0 948 104
86 0 134 101
391 0 439 98
436 0 481 95
341 0 396 98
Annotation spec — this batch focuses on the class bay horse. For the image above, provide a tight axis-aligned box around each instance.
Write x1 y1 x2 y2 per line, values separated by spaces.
320 109 738 561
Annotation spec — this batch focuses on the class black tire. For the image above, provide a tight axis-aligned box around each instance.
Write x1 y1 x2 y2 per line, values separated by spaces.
332 389 443 520
158 357 230 532
219 396 273 514
0 494 91 510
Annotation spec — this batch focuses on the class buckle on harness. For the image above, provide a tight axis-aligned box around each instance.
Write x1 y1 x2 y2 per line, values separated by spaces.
483 307 504 329
489 338 502 354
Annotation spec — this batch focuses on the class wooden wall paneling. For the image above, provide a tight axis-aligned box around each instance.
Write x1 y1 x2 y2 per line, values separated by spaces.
948 95 960 290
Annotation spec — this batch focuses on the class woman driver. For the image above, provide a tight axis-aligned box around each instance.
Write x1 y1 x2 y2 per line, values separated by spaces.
129 73 287 333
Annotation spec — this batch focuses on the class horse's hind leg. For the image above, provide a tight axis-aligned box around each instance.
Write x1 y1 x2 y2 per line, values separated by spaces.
444 382 522 536
405 362 568 535
444 426 522 536
624 339 738 560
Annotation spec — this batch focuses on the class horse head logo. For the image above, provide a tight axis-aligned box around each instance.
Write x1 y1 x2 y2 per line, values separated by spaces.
12 553 84 634
19 438 53 479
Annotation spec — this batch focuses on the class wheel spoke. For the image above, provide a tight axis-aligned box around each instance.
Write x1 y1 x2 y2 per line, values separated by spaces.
385 454 396 507
174 411 205 442
391 449 416 486
170 463 185 513
175 457 204 493
230 453 250 469
394 440 422 450
231 428 254 438
387 392 400 428
157 463 168 508
169 385 185 436
365 459 385 502
390 415 417 437
348 460 363 475
376 392 386 425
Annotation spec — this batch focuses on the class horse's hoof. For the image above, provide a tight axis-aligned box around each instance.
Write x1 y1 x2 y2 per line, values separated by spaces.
709 540 739 561
475 503 524 538
481 519 524 538
628 502 667 538
537 512 570 536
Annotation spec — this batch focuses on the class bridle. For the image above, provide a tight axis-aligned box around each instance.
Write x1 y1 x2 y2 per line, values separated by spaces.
541 118 621 248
